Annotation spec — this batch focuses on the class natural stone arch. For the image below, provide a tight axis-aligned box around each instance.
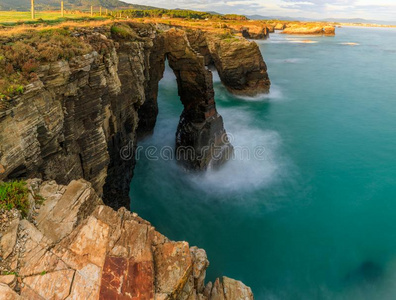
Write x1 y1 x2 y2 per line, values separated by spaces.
138 28 233 170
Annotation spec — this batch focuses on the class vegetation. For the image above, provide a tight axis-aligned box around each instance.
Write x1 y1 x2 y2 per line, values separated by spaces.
110 23 137 39
223 14 248 21
115 9 247 21
0 11 108 26
0 180 30 217
1 271 18 276
217 31 239 42
0 27 92 101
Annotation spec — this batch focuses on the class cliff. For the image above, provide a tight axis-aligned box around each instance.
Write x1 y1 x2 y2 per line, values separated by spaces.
0 23 239 209
0 179 254 299
0 24 154 210
0 22 270 209
282 24 336 35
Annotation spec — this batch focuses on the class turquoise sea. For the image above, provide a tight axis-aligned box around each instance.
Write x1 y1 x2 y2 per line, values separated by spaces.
130 27 396 299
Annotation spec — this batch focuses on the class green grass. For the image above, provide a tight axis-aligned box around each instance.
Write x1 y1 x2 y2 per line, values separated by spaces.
0 180 30 217
110 24 137 39
1 271 18 276
0 11 109 26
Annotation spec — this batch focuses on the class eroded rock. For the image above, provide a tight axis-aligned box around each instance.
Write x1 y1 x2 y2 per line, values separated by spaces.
207 35 270 96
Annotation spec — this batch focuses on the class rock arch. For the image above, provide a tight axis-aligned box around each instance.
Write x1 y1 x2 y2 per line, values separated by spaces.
138 28 233 170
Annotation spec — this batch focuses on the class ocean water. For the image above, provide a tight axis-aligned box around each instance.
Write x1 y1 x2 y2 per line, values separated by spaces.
130 27 396 299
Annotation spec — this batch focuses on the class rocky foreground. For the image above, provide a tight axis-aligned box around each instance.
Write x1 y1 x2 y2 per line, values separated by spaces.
0 179 254 299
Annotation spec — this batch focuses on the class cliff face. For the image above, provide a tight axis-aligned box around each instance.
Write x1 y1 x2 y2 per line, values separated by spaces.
0 25 157 210
0 179 254 300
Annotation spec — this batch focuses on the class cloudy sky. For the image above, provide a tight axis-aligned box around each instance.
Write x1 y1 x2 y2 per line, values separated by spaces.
126 0 396 21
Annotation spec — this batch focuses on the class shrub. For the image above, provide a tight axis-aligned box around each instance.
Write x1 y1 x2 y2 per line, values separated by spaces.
0 28 92 102
218 31 237 41
0 180 30 217
110 24 137 39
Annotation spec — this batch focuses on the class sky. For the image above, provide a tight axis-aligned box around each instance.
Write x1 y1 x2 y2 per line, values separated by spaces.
125 0 396 21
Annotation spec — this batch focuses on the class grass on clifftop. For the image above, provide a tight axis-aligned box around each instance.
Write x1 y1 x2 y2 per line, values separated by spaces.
0 11 108 26
0 27 92 102
0 180 30 217
110 24 138 39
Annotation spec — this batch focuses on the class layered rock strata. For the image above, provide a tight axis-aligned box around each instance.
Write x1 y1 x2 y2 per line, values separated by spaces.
0 179 254 300
0 24 153 210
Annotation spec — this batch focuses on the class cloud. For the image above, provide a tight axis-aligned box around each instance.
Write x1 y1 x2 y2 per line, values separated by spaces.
124 0 396 21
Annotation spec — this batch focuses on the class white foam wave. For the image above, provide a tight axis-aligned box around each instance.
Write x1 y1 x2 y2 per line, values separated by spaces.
289 40 319 44
339 42 360 46
187 107 288 195
231 84 284 102
270 58 308 64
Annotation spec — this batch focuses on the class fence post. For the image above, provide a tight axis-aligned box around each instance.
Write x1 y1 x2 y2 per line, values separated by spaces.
31 0 35 19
